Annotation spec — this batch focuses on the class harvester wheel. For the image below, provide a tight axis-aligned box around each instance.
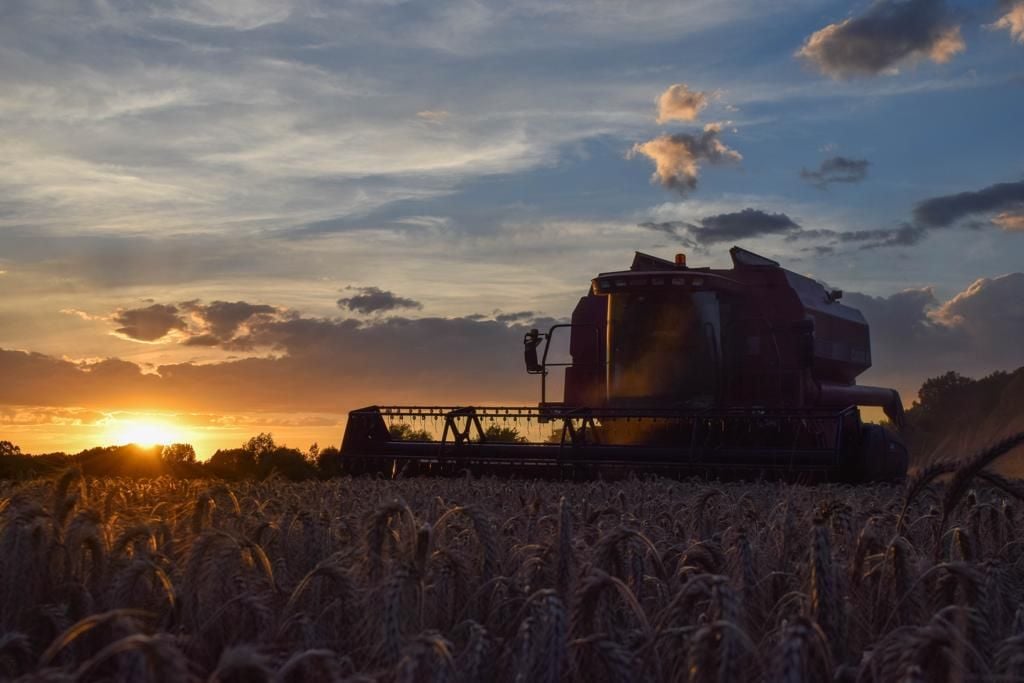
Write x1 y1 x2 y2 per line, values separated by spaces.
345 456 365 476
859 424 909 483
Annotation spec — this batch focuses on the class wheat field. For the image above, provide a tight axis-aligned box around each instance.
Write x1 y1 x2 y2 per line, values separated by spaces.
3 435 1024 682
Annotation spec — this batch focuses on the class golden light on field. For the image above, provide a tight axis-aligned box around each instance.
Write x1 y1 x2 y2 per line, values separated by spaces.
104 416 186 447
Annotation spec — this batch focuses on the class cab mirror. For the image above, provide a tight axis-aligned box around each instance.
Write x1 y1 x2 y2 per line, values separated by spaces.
524 328 544 373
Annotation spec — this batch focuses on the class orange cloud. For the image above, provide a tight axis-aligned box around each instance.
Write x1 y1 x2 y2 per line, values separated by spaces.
655 84 708 123
630 124 741 194
992 3 1024 44
993 212 1024 232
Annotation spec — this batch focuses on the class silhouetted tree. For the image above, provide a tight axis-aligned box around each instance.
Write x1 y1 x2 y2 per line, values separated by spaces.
257 446 315 480
903 366 1024 462
161 443 197 466
0 440 22 457
76 444 163 477
316 446 343 477
243 432 277 458
207 448 256 479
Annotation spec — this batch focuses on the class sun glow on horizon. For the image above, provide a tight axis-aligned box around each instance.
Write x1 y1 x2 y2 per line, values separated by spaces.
104 416 187 448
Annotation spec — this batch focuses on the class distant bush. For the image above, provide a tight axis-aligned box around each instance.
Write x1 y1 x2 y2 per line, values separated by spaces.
389 422 433 441
483 423 528 443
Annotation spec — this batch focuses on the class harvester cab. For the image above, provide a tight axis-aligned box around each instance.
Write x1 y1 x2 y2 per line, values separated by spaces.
340 247 909 482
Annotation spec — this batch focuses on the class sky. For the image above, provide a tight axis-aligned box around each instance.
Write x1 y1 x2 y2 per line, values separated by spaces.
1 0 1023 456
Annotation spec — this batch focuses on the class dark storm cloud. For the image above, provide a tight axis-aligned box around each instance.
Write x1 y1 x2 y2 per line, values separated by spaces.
639 208 800 245
630 124 742 195
797 0 965 78
800 156 870 188
112 304 187 342
337 287 423 314
912 180 1024 227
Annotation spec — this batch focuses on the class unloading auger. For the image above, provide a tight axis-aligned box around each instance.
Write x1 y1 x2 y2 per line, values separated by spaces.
339 247 908 481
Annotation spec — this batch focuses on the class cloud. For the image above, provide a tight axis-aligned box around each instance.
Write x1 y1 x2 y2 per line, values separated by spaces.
4 274 1024 416
655 84 709 123
991 2 1024 43
841 224 929 249
0 406 106 427
930 273 1024 342
75 299 290 348
797 0 965 79
781 179 1024 252
0 311 539 413
842 273 1024 397
179 300 282 346
630 124 742 195
993 212 1024 231
112 304 187 342
415 110 451 123
337 287 423 314
642 178 1024 254
912 180 1024 227
494 311 536 324
640 208 801 245
800 156 870 188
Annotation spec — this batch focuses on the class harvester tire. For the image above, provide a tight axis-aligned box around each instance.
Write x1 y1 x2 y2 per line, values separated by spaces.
859 424 909 483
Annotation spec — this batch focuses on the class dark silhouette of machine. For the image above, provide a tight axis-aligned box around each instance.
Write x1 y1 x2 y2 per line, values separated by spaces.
340 247 908 481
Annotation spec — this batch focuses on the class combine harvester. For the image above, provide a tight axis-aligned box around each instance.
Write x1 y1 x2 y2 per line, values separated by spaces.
340 247 908 481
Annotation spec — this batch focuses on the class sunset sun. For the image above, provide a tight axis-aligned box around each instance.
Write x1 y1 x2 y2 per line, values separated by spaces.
106 417 184 448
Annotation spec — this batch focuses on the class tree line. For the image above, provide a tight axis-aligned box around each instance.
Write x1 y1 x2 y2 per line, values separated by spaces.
2 365 1021 479
0 423 527 480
